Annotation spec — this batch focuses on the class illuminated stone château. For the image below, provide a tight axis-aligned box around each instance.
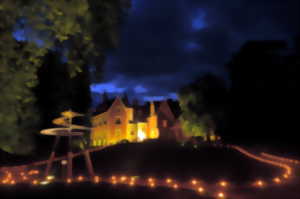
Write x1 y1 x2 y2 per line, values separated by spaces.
90 96 184 146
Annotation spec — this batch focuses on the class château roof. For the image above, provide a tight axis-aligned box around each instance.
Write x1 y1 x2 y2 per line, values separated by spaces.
93 97 181 121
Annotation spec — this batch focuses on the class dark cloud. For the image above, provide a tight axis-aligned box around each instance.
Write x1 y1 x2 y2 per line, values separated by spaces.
91 0 300 102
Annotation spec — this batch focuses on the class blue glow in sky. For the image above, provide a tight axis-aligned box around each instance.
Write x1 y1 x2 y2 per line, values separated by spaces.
90 82 126 93
143 93 178 102
184 41 202 52
134 85 148 93
90 79 178 103
192 11 206 31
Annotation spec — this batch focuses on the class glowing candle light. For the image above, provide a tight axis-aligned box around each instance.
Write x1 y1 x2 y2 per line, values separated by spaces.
173 184 179 189
148 177 154 182
129 181 135 186
77 176 84 182
217 192 225 198
283 174 289 179
273 177 281 184
219 180 228 187
149 182 155 188
197 187 204 193
32 180 39 185
254 180 265 187
166 178 172 184
94 176 100 183
191 179 198 185
46 176 55 181
67 178 72 184
120 176 127 182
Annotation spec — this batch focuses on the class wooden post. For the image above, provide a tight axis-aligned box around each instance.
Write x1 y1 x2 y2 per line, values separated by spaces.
67 134 73 181
84 150 95 180
66 112 73 181
45 136 60 178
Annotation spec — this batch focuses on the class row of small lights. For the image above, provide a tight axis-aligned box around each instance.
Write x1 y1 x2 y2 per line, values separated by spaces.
0 146 296 199
0 171 293 199
0 170 230 198
230 145 293 187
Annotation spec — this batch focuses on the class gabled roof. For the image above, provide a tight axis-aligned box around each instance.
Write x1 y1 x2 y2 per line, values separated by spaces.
93 97 182 122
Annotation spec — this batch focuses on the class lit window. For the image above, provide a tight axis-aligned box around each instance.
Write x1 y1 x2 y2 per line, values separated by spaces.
115 118 121 124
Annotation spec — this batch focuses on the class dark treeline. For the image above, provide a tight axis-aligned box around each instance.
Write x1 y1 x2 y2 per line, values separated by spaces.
226 35 300 151
179 35 300 154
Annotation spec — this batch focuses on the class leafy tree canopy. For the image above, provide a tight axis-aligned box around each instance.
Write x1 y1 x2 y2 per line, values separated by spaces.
0 0 129 154
179 74 228 139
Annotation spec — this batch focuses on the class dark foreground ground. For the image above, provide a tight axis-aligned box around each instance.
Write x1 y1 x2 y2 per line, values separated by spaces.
70 141 282 185
0 182 213 199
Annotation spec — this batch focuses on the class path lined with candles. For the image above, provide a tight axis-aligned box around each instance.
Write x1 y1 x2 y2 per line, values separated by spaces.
1 145 299 199
261 152 300 166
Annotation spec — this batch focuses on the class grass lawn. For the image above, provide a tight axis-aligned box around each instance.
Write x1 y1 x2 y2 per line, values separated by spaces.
70 141 282 185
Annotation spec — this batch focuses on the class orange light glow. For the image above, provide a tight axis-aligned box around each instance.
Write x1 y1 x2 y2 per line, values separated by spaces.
129 182 135 186
273 177 281 184
254 180 265 187
166 178 173 184
130 176 135 181
148 177 154 182
149 182 155 188
219 181 228 187
191 179 198 185
120 176 127 182
197 187 204 193
67 178 72 184
173 184 179 189
217 192 225 198
32 180 39 185
10 180 16 185
46 176 55 181
283 174 289 179
77 176 84 182
94 176 100 183
29 170 39 175
111 176 117 180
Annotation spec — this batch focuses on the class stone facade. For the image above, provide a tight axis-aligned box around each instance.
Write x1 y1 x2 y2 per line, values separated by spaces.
90 97 184 147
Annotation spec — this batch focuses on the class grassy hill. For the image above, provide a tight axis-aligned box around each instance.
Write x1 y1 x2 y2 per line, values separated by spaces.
71 141 282 185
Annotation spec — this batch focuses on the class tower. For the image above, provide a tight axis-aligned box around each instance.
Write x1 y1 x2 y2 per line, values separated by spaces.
147 101 159 139
150 101 155 116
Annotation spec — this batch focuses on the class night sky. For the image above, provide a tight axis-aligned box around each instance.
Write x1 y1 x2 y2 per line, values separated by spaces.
14 0 300 103
90 0 299 103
